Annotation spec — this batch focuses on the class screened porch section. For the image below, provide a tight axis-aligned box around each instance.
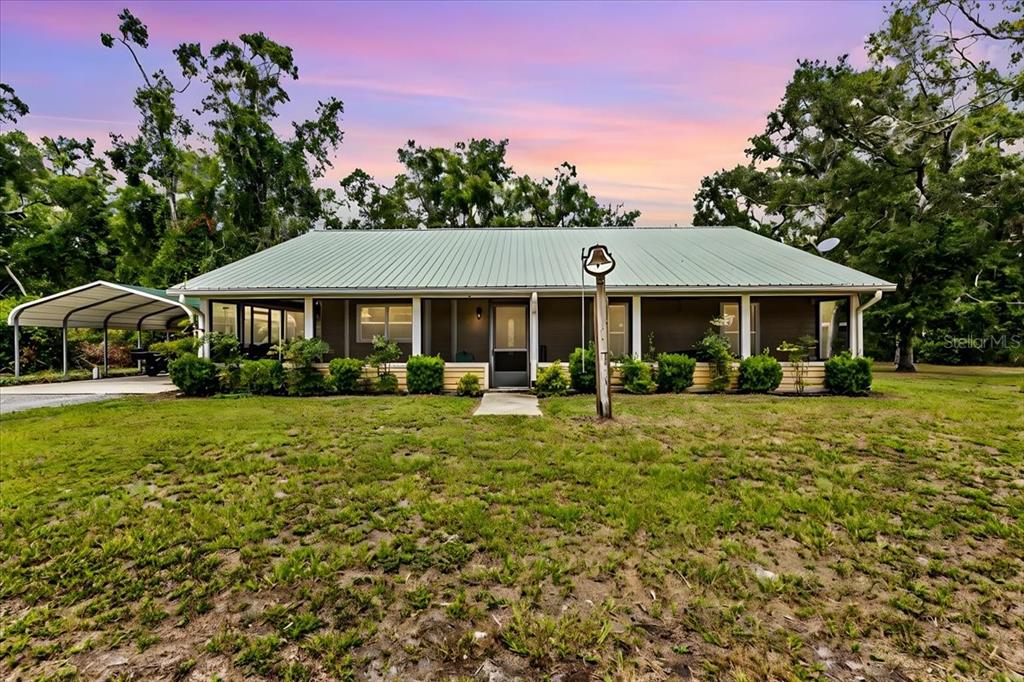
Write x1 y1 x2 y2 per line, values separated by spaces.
209 300 305 357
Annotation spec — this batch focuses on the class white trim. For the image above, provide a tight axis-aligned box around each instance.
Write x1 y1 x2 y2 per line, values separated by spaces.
411 297 422 355
303 297 315 338
355 302 414 344
167 284 898 298
631 295 642 359
740 294 752 358
853 290 883 357
529 292 539 383
200 298 212 359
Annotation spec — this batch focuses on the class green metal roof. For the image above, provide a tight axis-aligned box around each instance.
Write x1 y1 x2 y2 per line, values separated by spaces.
168 227 895 294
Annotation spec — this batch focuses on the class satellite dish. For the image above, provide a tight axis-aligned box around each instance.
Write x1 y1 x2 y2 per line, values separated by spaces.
816 237 840 253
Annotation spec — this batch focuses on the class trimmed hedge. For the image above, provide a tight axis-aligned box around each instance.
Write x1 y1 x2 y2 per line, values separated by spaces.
328 357 365 394
240 359 285 395
655 353 696 393
168 354 219 396
620 357 656 394
825 351 873 395
568 345 596 393
535 361 569 397
739 352 783 393
406 355 445 394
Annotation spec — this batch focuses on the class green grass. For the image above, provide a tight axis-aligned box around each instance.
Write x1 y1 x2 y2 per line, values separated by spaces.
1 365 1021 679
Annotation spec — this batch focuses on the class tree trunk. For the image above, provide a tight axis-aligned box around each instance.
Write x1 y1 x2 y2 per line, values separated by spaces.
895 325 917 372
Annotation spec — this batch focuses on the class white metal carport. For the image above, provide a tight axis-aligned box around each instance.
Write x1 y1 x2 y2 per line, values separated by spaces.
6 281 199 377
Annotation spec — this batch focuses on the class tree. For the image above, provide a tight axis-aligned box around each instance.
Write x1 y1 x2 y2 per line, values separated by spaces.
340 139 640 229
178 33 345 256
693 1 1023 370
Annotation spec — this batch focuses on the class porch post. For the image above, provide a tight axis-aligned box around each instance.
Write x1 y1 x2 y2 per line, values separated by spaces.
631 295 642 359
739 294 752 358
529 292 539 384
200 298 212 359
12 318 20 378
62 321 69 375
303 297 314 339
849 295 861 356
411 296 422 356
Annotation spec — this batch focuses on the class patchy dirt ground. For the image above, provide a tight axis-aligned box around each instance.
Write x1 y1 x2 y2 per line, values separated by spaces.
2 367 1022 680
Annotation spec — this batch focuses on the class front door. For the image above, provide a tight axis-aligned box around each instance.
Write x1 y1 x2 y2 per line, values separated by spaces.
491 303 529 387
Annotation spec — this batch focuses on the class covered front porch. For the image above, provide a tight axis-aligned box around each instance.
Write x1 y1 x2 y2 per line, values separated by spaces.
200 291 877 390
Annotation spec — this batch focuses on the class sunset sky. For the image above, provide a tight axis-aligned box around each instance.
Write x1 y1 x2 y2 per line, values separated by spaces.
0 0 889 224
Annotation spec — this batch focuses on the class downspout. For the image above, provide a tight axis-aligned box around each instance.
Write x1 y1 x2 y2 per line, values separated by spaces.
855 290 883 357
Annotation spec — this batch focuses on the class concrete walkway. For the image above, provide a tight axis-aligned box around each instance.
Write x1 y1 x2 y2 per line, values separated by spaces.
472 391 542 416
1 375 175 414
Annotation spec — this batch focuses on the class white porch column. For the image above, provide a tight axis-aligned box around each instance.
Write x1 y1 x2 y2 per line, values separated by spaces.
411 296 422 356
849 294 861 357
200 298 212 359
529 292 539 383
631 295 642 359
303 297 314 339
739 294 752 358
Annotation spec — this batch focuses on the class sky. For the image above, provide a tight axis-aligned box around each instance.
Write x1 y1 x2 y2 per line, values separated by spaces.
0 0 889 224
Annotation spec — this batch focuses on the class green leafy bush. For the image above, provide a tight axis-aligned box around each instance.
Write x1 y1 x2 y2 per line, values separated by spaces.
568 344 595 393
739 351 783 393
696 332 734 392
655 353 696 393
240 359 285 395
168 354 220 396
151 336 200 360
208 332 242 364
328 357 365 393
276 337 330 396
619 357 656 394
406 355 445 394
377 372 399 394
456 373 481 397
534 361 569 397
825 351 873 395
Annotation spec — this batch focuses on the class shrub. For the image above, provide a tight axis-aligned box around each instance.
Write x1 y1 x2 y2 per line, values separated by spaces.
619 357 656 394
168 354 220 396
568 344 596 393
739 351 783 393
151 336 200 360
696 332 734 392
367 336 402 376
377 372 399 394
534 361 569 397
208 332 242 364
777 335 816 394
825 351 873 395
406 355 445 394
276 337 330 396
328 357 365 394
456 373 482 397
655 353 696 393
240 359 285 395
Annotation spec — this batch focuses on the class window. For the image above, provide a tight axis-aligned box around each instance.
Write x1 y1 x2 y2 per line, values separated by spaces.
494 305 526 349
357 303 413 343
286 311 304 340
212 303 237 336
251 307 270 345
608 304 628 357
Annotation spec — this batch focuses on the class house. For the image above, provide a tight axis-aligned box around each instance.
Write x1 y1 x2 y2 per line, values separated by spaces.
164 226 895 391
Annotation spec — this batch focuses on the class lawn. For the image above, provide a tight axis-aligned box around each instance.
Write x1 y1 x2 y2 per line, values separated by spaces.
1 366 1021 681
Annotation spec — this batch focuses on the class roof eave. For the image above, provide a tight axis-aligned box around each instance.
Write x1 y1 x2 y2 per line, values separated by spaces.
166 284 897 297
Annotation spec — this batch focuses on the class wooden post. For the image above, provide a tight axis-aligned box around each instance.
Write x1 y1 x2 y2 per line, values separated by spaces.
303 297 315 339
411 296 422 356
594 275 611 419
529 292 539 385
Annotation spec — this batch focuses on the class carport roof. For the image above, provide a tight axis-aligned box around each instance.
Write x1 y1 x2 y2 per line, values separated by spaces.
7 281 200 330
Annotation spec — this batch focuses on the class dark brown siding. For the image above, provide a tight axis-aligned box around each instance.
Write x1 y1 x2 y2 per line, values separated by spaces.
425 299 453 360
641 297 737 355
754 296 818 359
453 299 490 363
318 298 413 361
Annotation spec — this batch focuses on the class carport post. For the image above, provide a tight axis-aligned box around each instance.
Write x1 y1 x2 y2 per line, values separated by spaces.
62 321 68 375
12 318 20 378
136 323 143 370
102 326 109 376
